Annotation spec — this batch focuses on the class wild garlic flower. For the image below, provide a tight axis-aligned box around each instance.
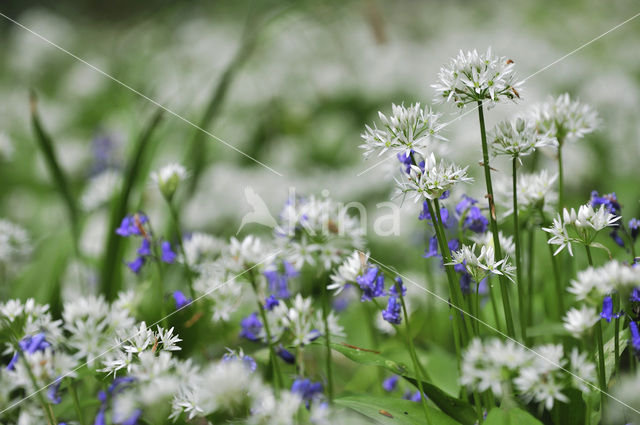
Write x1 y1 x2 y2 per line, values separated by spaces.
397 154 472 201
517 170 558 212
229 235 275 270
462 338 595 411
448 243 515 283
275 194 364 270
563 305 599 337
432 47 523 108
568 260 640 302
181 232 224 265
470 231 516 259
530 93 598 145
80 169 123 211
327 250 370 294
193 261 243 322
490 117 556 162
150 162 188 200
0 218 32 275
360 103 446 158
542 204 621 256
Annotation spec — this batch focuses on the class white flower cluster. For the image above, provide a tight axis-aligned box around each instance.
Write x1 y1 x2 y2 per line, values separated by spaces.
360 103 446 158
490 117 556 161
180 232 225 265
462 338 596 411
193 260 243 322
327 250 370 294
432 47 523 108
469 231 516 259
516 170 558 212
397 153 472 201
275 195 364 270
530 93 599 144
567 260 640 302
0 218 32 275
562 305 600 337
269 294 345 347
542 204 621 256
80 169 123 211
448 243 515 283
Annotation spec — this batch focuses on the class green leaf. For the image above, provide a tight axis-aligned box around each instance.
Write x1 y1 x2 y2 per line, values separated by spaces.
331 342 477 425
526 322 568 338
484 407 543 425
336 395 460 425
99 108 164 300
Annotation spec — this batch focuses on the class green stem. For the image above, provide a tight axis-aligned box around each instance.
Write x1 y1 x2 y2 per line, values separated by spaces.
70 379 86 425
168 200 196 299
487 276 502 330
594 320 607 413
320 280 335 403
397 285 433 425
558 144 564 209
585 245 594 266
362 302 384 389
546 235 564 319
21 355 56 425
512 158 526 341
613 293 620 378
476 100 515 338
249 271 282 394
526 227 535 330
474 281 481 335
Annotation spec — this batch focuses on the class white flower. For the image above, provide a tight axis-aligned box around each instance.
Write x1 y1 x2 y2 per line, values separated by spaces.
193 261 243 322
229 235 273 269
80 169 122 211
490 117 556 161
568 261 640 301
360 103 447 158
530 93 598 144
517 170 558 211
563 306 599 338
0 219 31 273
181 233 224 265
150 162 188 200
327 250 369 294
449 243 515 283
432 47 522 108
157 326 182 352
397 153 472 201
470 231 515 259
568 349 596 393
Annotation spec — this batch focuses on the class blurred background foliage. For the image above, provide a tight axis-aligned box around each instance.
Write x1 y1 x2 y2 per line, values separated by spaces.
0 0 639 341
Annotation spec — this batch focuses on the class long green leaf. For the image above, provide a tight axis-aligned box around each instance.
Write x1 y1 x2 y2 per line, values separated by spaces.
331 342 477 425
30 92 79 243
336 395 460 425
100 108 164 300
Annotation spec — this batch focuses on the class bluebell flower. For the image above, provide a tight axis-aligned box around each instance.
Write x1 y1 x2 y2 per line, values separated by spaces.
448 238 460 253
307 329 322 342
239 313 262 341
222 351 257 372
418 204 450 226
382 375 399 392
397 151 413 174
291 378 323 408
403 390 424 402
356 267 385 301
115 214 147 237
8 333 51 369
599 296 621 322
459 272 472 294
629 218 640 241
264 295 280 311
463 206 488 233
172 291 191 309
423 236 438 258
630 322 640 356
590 191 621 216
94 377 137 425
160 241 176 263
276 345 296 364
47 377 63 404
127 257 145 274
455 195 477 216
382 296 402 325
333 295 350 312
389 277 407 297
440 190 450 200
6 352 19 370
137 238 151 256
610 230 625 247
630 287 640 302
418 201 430 221
453 262 466 274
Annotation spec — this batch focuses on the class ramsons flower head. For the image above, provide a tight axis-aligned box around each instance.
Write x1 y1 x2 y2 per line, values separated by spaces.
432 47 523 108
448 243 515 283
150 163 188 201
397 153 472 201
530 93 598 145
360 103 446 159
490 117 556 161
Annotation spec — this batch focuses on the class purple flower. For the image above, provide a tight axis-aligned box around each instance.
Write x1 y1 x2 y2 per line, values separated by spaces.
47 377 63 404
172 291 191 309
264 295 280 311
418 201 431 221
356 267 385 301
629 218 640 241
291 378 323 408
459 272 472 294
397 151 413 174
382 375 399 392
440 190 450 200
389 277 407 297
463 206 489 233
610 230 625 248
423 236 438 258
239 313 263 341
600 296 621 322
119 410 142 425
160 241 176 263
448 238 460 253
403 390 424 402
590 191 621 216
307 329 322 342
630 322 640 356
276 345 296 364
630 288 640 302
137 238 151 256
127 257 145 274
20 333 51 354
115 214 147 237
382 296 402 325
222 351 257 372
455 195 477 216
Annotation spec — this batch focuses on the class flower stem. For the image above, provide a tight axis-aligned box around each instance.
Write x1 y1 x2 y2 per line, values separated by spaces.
20 355 56 425
585 245 594 266
168 200 196 299
320 280 335 403
558 144 564 209
487 277 502 330
476 100 515 338
546 235 564 319
526 227 535 330
512 158 526 341
70 379 86 425
397 286 433 425
594 320 607 412
248 270 283 395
